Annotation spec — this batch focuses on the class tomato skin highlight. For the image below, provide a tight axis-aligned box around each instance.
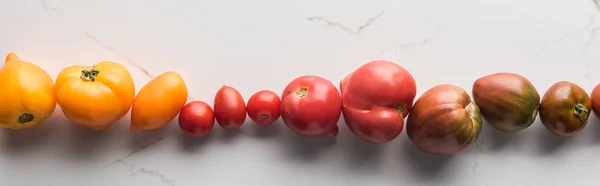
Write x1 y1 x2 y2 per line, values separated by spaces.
340 60 417 143
213 85 247 129
539 81 592 136
472 72 540 132
247 90 281 125
179 101 215 137
406 84 482 155
591 83 600 119
280 75 342 137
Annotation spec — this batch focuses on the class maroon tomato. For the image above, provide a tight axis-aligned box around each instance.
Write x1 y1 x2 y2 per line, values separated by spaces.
247 90 281 125
214 85 246 129
340 60 417 143
179 101 215 137
406 84 482 154
280 75 342 137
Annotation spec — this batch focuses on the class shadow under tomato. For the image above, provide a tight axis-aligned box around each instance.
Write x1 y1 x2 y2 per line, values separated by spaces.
178 131 213 153
247 120 283 138
1 113 64 154
341 131 384 170
281 131 337 162
536 125 571 155
588 116 600 142
65 120 119 160
400 138 454 181
482 122 523 151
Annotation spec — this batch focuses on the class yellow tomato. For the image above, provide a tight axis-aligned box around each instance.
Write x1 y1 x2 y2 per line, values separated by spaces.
130 71 188 132
0 53 57 129
54 61 135 130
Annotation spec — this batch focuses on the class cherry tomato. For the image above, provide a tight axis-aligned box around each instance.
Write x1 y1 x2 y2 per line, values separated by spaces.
178 101 215 137
280 75 342 137
214 85 247 129
247 90 281 125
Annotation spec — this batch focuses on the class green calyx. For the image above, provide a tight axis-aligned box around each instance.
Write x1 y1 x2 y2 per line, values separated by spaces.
573 103 588 122
17 113 34 124
80 66 100 82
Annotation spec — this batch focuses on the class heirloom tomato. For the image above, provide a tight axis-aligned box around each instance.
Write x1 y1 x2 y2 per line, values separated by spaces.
472 73 540 132
406 84 482 154
340 60 417 143
179 101 215 137
130 72 188 132
55 61 135 130
539 81 591 136
280 75 341 137
214 85 246 129
0 53 56 129
247 90 281 126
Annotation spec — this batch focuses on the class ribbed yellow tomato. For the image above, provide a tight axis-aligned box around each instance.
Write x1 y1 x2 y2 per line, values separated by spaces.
54 61 135 130
0 53 57 129
130 71 188 132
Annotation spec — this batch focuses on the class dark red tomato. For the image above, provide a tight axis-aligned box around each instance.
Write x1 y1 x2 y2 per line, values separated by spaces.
539 81 592 136
179 101 215 137
247 90 281 125
280 75 342 137
213 85 246 129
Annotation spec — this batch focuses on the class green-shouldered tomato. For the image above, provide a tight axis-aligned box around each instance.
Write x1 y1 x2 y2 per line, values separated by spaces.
472 73 540 132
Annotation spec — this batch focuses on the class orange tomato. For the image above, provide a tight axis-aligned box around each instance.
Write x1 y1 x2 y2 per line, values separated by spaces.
54 61 135 130
130 71 188 132
0 53 56 129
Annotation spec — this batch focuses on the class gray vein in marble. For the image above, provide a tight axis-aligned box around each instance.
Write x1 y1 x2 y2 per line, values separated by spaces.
307 11 385 34
39 0 196 101
84 32 156 79
105 137 165 167
116 160 176 186
593 0 600 12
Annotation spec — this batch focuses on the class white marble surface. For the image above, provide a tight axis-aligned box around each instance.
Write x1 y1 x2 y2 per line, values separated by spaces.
2 0 600 185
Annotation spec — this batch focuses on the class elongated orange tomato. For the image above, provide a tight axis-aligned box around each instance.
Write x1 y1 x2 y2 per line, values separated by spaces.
130 71 188 132
54 61 135 130
0 53 56 129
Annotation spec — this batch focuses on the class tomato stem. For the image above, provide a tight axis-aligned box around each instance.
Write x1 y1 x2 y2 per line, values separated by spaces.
395 103 406 115
260 113 268 119
573 103 588 122
17 113 34 124
295 87 308 97
80 66 100 82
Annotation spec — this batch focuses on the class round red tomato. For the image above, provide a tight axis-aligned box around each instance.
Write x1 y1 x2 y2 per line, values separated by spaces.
340 60 417 143
280 75 342 137
179 101 215 137
213 85 246 129
247 90 281 125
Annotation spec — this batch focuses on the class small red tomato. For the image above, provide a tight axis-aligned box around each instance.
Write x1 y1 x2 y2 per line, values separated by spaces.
280 75 342 137
179 101 215 137
214 85 246 129
247 90 281 125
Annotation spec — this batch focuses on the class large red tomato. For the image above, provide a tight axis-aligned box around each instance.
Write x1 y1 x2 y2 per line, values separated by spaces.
280 75 342 137
340 60 417 143
214 85 246 129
